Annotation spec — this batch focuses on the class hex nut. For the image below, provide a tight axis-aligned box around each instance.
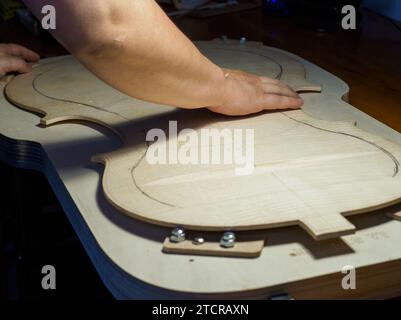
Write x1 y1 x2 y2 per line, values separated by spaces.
170 226 186 243
220 231 236 248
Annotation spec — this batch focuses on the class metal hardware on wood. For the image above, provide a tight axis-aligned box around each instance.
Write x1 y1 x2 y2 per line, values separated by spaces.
220 231 236 248
192 237 205 245
170 226 186 243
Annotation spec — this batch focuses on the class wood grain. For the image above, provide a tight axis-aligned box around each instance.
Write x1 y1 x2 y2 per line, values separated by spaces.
3 63 401 297
175 9 401 133
5 41 401 242
162 238 265 258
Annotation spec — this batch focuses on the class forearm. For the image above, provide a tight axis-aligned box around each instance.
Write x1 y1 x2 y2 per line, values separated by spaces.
25 0 227 108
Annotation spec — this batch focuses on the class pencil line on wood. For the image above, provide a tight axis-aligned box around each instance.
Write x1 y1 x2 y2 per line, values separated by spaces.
32 70 130 120
282 112 400 177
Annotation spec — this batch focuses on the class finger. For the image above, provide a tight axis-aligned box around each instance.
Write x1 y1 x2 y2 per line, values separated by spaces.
260 76 298 90
261 94 304 110
261 78 300 96
260 77 299 92
3 43 40 62
0 56 32 75
261 83 300 98
259 77 282 85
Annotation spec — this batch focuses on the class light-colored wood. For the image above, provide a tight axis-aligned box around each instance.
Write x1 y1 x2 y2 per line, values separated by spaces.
2 51 401 298
390 212 401 221
5 40 401 241
162 238 265 258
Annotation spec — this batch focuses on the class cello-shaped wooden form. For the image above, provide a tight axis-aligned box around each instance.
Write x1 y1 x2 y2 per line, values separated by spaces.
5 39 401 241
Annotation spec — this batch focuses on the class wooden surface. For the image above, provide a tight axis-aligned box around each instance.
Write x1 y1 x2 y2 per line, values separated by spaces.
174 9 401 133
163 237 265 258
2 59 401 298
6 40 401 242
1 9 400 131
1 9 401 298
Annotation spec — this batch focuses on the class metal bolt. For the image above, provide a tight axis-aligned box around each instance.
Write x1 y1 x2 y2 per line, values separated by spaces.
170 226 186 243
192 237 205 245
239 37 247 45
220 231 236 248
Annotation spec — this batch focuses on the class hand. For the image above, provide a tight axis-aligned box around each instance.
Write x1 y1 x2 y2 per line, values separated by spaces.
0 43 40 78
208 68 303 116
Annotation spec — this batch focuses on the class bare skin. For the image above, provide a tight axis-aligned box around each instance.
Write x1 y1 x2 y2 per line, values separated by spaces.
212 69 302 115
0 43 40 78
20 0 303 116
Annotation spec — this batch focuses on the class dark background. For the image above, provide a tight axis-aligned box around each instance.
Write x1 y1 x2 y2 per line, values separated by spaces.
0 0 401 299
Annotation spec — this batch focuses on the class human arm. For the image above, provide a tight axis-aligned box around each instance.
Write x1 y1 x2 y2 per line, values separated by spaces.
24 0 302 115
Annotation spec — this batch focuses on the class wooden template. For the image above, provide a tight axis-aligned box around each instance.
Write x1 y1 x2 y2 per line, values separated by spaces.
5 40 401 243
2 46 401 297
162 237 265 258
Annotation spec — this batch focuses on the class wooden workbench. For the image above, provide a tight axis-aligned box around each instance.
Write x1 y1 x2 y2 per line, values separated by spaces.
2 47 401 298
1 9 399 131
1 8 401 299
